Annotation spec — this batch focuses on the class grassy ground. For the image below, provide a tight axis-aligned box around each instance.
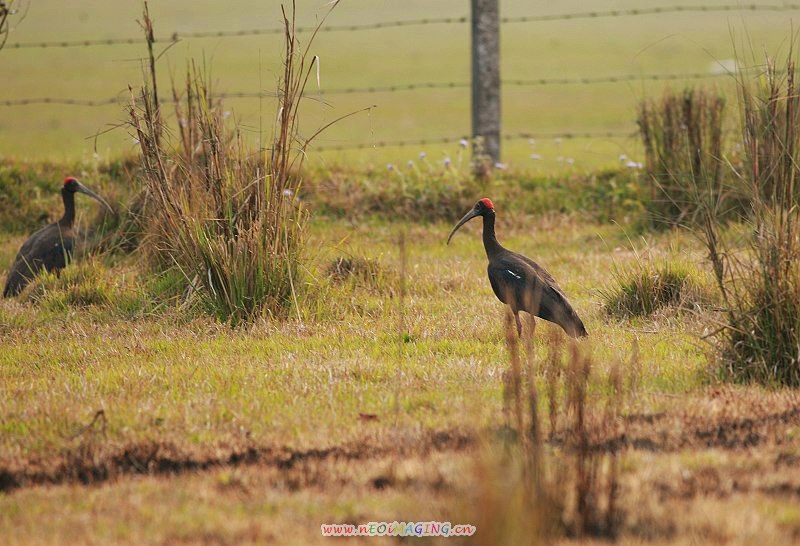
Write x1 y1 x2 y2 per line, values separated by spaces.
2 216 704 461
3 1 800 543
1 0 796 167
2 189 799 543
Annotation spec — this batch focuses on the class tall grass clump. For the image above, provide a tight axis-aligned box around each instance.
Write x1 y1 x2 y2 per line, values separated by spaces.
129 3 337 324
707 56 800 386
638 88 734 227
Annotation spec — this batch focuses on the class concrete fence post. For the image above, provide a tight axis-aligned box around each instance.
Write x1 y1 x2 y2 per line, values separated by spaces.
471 0 501 166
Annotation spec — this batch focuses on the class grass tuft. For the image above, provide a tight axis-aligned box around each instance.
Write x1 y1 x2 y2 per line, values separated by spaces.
326 255 387 288
21 258 153 318
26 259 113 309
601 259 708 318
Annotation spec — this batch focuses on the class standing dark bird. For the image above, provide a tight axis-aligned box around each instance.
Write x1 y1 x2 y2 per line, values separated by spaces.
447 198 588 338
3 177 113 297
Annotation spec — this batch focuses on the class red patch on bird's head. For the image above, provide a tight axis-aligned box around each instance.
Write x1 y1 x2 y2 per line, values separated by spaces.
479 197 494 210
63 176 78 187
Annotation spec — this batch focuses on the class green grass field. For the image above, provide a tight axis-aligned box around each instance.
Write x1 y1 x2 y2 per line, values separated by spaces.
3 1 800 544
1 0 797 168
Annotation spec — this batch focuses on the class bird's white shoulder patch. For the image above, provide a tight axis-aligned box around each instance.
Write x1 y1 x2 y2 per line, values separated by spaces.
506 269 522 279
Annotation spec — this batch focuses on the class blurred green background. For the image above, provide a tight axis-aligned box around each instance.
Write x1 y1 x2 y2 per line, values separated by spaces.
0 0 795 170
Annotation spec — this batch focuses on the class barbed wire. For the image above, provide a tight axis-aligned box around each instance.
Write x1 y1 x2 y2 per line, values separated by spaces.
313 130 636 152
0 70 746 108
502 3 800 23
5 3 799 50
0 97 121 107
3 16 468 49
324 69 746 93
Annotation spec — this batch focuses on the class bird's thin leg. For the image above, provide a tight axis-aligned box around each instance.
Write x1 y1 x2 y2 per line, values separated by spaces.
527 315 536 340
514 311 522 337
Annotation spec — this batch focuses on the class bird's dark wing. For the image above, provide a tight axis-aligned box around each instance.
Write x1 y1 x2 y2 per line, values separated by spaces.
488 254 587 337
488 265 526 305
12 224 48 263
511 250 561 290
3 223 72 297
489 256 561 311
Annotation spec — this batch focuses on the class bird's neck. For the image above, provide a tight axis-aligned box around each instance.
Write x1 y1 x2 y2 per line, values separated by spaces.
482 211 504 259
59 189 75 227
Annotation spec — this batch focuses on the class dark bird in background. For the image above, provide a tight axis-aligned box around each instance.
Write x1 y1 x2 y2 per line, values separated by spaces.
447 198 588 338
3 177 113 297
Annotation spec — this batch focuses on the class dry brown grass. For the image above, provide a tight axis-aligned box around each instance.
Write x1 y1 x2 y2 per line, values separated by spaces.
2 387 799 545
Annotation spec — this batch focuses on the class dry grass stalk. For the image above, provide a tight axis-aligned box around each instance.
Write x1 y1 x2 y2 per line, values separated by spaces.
395 230 406 421
503 307 525 441
523 314 542 492
0 0 17 50
604 363 623 534
140 2 161 150
627 338 641 398
544 330 563 439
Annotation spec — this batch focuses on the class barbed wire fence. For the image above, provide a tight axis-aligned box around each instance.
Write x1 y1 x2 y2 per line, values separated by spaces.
0 70 741 107
2 2 798 154
5 3 800 50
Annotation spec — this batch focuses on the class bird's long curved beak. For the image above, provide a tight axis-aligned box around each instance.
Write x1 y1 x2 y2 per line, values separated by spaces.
447 208 480 245
76 182 114 214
